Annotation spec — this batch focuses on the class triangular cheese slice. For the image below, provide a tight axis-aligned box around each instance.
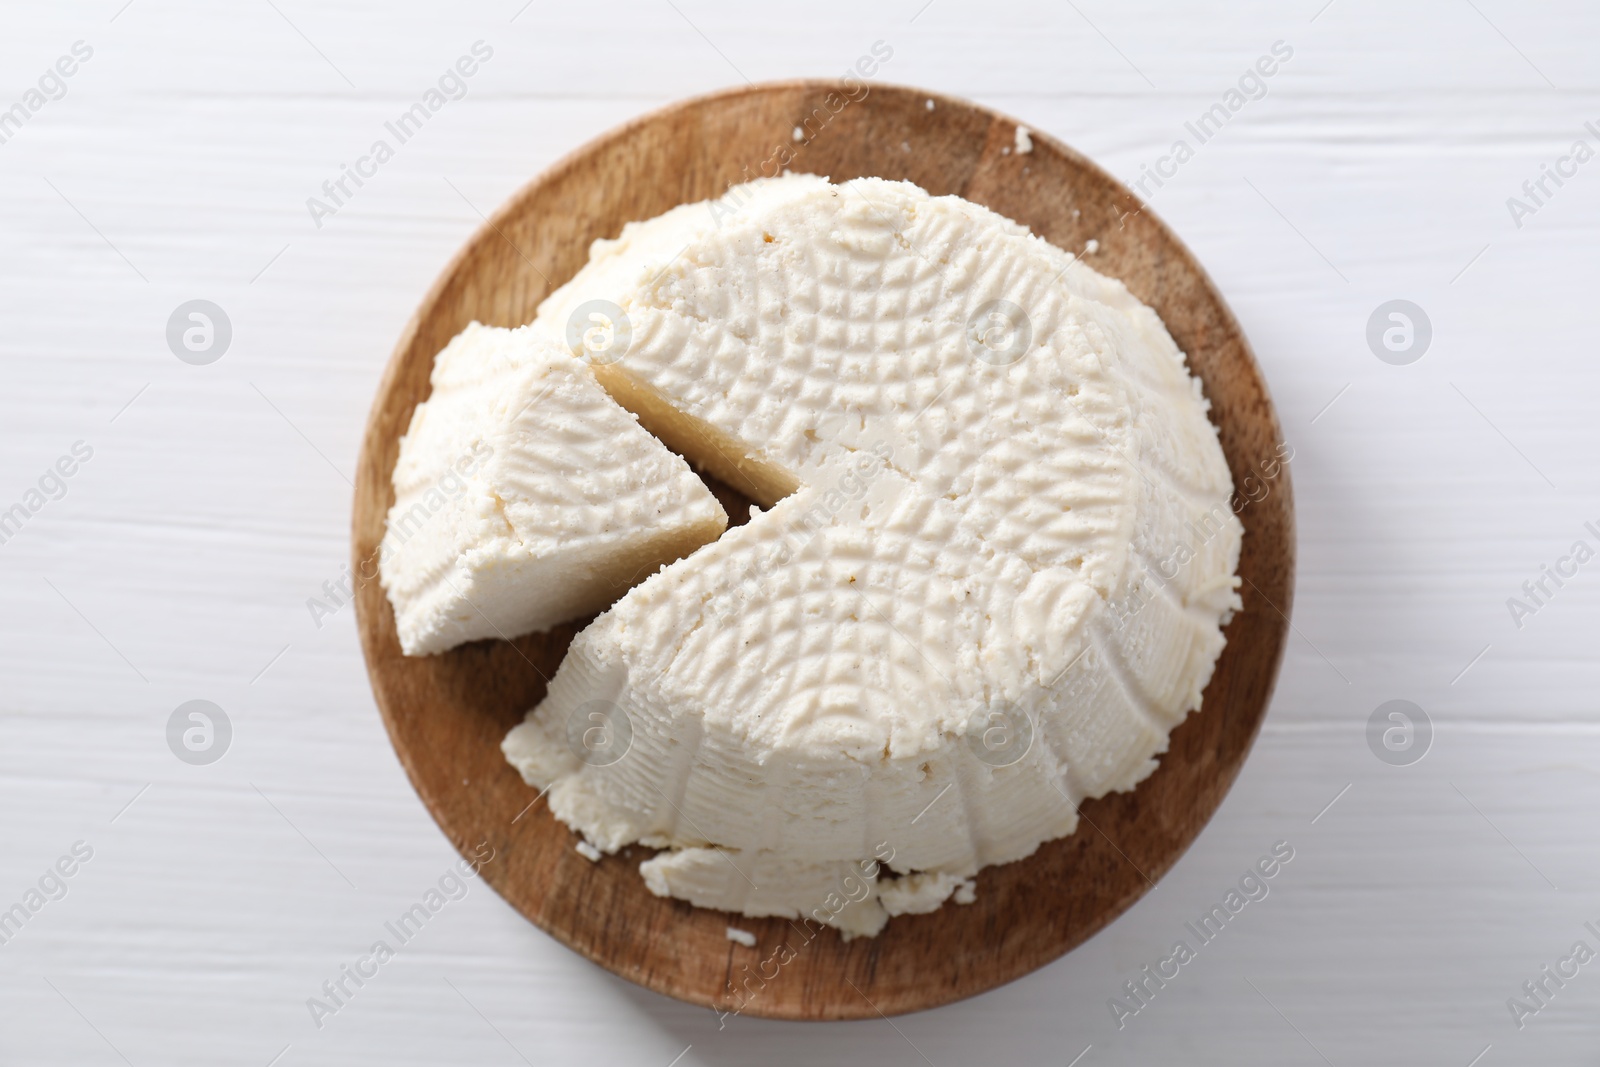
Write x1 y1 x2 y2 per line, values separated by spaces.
381 323 727 655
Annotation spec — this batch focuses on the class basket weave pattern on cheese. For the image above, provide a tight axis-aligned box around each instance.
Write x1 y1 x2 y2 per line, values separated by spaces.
500 175 1242 937
381 324 727 655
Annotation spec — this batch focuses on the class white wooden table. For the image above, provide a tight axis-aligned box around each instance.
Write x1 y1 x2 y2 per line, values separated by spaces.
4 1 1597 1063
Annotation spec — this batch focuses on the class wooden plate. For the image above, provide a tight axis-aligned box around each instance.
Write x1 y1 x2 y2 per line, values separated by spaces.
352 80 1294 1020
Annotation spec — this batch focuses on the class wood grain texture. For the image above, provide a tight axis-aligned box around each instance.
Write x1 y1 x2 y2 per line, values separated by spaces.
351 80 1293 1019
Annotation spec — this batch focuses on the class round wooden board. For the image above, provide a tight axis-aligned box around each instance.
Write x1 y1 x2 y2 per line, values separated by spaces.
352 80 1295 1021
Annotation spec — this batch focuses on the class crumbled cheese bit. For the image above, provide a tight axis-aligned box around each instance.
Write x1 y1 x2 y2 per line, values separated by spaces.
1014 125 1033 154
725 926 757 947
575 840 602 862
880 872 971 916
1084 238 1100 254
792 126 804 142
925 99 935 111
953 878 977 905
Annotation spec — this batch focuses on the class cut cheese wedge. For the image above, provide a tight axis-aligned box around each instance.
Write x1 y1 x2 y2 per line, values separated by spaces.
503 177 1243 937
380 323 727 655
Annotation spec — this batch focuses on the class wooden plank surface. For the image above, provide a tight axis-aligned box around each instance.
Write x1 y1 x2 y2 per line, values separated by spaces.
2 0 1598 1063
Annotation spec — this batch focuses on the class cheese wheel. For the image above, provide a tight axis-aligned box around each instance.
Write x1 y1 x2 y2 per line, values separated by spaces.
503 177 1241 936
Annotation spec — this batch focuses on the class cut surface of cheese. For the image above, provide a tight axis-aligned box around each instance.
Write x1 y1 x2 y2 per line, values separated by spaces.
381 323 727 655
502 177 1242 937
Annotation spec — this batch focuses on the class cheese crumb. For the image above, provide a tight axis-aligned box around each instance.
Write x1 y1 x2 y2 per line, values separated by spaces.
725 926 756 947
1084 238 1100 254
792 126 804 142
925 99 935 111
1014 125 1033 154
880 872 973 916
575 840 602 862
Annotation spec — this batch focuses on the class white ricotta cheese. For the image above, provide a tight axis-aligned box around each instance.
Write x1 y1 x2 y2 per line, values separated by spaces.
502 176 1242 937
879 872 978 916
381 323 727 655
